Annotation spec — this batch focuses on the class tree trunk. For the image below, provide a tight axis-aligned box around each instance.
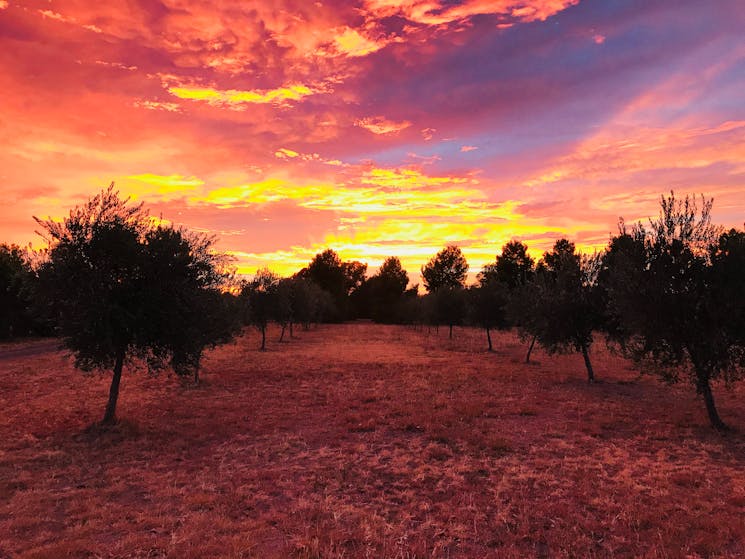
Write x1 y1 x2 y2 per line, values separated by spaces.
525 335 536 363
448 324 453 339
581 344 595 383
260 326 266 351
289 321 294 337
279 323 286 342
102 346 126 425
486 327 493 351
193 357 201 386
697 375 728 431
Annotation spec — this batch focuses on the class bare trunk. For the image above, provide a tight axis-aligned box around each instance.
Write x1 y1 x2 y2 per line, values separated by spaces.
260 326 266 351
449 324 453 339
525 335 536 363
289 321 294 338
279 323 286 342
102 346 126 425
486 327 493 351
193 358 201 386
697 375 728 431
581 344 595 383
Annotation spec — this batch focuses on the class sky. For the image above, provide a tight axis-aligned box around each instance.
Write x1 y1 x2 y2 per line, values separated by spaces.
1 0 744 280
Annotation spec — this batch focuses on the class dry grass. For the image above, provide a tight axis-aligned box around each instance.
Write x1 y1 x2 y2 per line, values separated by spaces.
1 323 744 558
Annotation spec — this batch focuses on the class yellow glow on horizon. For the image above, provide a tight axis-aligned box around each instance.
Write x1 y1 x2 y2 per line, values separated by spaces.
361 167 468 188
127 173 204 191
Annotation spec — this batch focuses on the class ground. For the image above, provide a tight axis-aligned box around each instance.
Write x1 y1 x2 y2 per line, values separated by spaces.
1 323 744 558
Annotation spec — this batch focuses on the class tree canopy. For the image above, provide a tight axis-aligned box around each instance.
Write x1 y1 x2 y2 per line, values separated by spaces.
242 267 280 350
479 240 534 288
604 193 745 429
515 239 601 381
0 244 42 338
34 184 235 424
421 245 468 292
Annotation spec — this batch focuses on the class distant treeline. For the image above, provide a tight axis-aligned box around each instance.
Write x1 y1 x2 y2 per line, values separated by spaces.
1 187 743 429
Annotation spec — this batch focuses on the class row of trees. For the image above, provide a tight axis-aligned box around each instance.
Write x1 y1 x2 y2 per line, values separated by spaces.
1 188 743 429
458 195 744 430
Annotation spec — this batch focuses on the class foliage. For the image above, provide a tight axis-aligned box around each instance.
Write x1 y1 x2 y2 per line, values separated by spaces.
428 287 467 339
0 244 45 338
34 184 234 423
140 226 238 382
242 267 279 350
479 240 534 288
515 239 601 381
362 256 410 323
421 245 468 292
467 282 509 350
604 193 744 429
298 249 366 320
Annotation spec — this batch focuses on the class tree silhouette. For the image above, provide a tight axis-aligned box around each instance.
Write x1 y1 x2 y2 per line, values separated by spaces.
518 239 601 381
288 277 325 330
274 277 295 342
421 246 468 338
480 240 534 288
431 287 467 339
480 240 535 355
298 249 366 320
141 227 239 384
605 193 745 429
365 256 409 322
342 260 368 295
467 280 508 351
243 267 279 350
301 249 345 297
0 244 40 338
34 184 233 424
421 245 468 292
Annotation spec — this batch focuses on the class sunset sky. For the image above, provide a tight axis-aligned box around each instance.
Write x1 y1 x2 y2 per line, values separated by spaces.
2 0 744 279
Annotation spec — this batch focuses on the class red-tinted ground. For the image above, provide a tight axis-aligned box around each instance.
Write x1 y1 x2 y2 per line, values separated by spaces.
1 323 744 558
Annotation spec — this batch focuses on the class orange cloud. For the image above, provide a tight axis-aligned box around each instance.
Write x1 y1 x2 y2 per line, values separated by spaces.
356 116 412 135
38 8 103 33
133 100 182 113
327 27 394 58
364 0 580 25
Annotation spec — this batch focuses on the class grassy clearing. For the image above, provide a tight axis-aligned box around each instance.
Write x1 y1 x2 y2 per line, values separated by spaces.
1 323 744 558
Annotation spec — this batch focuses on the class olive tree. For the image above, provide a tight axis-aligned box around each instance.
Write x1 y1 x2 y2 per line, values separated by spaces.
421 246 468 338
517 239 602 381
604 193 745 429
35 184 234 424
0 244 39 338
421 245 468 292
481 240 535 354
242 267 279 351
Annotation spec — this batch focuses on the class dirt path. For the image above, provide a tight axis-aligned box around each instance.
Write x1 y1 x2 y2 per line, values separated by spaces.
0 339 61 361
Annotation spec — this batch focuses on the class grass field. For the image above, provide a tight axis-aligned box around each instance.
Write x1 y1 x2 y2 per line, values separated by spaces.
1 323 744 558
